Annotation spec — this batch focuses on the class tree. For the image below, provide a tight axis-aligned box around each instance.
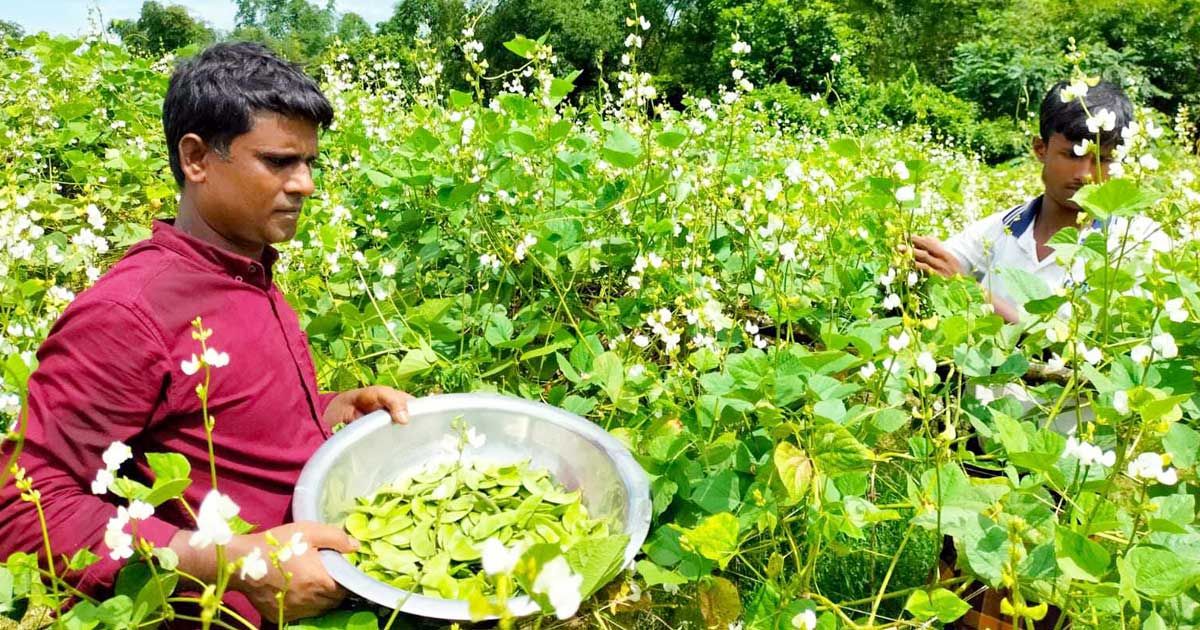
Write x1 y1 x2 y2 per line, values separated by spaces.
0 20 24 41
108 2 214 55
376 0 468 47
335 12 372 43
234 0 337 60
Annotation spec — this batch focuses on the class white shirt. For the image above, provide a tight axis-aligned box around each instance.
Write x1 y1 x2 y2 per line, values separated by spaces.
944 195 1170 314
944 196 1067 310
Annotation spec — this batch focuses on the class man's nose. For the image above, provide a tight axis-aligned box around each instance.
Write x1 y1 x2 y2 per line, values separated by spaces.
285 164 315 197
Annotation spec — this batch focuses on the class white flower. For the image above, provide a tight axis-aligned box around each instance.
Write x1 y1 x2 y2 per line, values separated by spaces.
628 364 645 378
784 161 803 183
277 532 308 562
1139 153 1160 171
974 385 994 405
744 321 760 335
879 267 896 288
1086 108 1117 133
1112 390 1130 415
240 547 268 581
201 347 229 369
381 262 397 277
1060 79 1089 102
1076 342 1102 365
102 441 133 471
882 293 901 310
731 40 751 55
633 334 650 348
180 355 201 375
481 537 524 576
1131 343 1152 363
104 507 134 561
764 179 783 202
754 267 767 283
91 468 115 495
1165 298 1188 323
859 362 877 380
830 52 841 64
1064 437 1116 467
792 609 817 630
894 185 915 202
188 490 240 549
906 271 919 287
892 160 909 181
514 234 538 262
779 242 798 262
627 275 643 290
1073 138 1092 157
1126 452 1178 485
1047 353 1065 372
533 556 584 619
1151 332 1178 359
887 331 910 353
916 351 937 377
128 500 154 521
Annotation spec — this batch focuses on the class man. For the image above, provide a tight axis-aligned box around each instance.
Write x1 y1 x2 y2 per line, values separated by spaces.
0 42 410 625
909 80 1134 322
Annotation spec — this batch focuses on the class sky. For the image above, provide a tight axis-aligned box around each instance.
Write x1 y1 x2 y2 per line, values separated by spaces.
0 1 397 37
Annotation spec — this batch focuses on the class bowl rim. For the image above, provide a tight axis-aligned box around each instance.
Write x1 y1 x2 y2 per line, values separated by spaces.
292 392 652 620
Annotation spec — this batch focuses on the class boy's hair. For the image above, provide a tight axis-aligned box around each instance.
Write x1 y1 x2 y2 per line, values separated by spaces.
1039 80 1133 147
162 42 333 187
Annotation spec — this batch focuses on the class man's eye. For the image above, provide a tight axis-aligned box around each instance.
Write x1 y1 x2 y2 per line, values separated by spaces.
266 156 294 167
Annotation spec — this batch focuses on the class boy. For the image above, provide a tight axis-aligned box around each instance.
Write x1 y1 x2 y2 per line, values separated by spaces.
909 80 1134 322
0 42 410 625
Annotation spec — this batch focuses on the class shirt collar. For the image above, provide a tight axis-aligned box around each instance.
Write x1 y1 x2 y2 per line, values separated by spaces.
151 219 278 289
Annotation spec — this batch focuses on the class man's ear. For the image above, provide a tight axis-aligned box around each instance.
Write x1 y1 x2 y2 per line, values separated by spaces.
1032 135 1047 163
178 133 211 185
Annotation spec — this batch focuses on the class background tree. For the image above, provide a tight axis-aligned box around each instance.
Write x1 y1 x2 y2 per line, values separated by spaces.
233 0 337 61
335 12 372 43
108 2 214 55
0 19 24 41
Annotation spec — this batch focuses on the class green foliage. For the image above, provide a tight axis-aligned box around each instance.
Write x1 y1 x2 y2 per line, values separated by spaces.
108 2 215 56
233 0 338 61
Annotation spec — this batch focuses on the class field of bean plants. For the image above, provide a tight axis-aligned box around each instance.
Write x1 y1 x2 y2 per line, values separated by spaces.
2 21 1200 630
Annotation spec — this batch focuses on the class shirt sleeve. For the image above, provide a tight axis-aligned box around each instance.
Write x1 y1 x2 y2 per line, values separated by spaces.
0 298 180 596
944 212 1004 280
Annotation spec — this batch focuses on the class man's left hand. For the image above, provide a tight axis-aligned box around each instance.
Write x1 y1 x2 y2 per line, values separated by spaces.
907 235 963 278
323 385 413 426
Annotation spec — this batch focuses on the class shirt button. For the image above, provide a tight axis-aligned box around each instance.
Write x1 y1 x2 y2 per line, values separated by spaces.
235 275 243 282
248 264 258 273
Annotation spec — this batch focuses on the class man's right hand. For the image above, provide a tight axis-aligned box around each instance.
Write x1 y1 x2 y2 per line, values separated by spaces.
172 521 357 623
907 235 964 278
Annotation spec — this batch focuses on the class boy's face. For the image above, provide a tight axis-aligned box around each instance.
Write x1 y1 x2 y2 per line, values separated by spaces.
186 112 319 257
1034 132 1115 212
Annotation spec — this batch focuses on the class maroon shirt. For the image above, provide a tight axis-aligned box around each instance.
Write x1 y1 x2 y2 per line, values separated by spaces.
0 220 337 621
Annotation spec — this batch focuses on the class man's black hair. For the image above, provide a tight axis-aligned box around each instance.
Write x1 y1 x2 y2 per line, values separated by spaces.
1039 80 1133 147
162 41 333 187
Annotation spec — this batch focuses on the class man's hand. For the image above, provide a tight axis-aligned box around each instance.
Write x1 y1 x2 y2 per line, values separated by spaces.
323 385 413 427
229 522 355 623
170 521 357 623
906 236 964 278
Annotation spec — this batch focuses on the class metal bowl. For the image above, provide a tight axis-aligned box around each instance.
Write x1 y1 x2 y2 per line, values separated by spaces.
292 392 652 620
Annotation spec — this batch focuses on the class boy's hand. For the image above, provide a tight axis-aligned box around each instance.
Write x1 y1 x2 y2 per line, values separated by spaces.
907 236 963 278
323 385 413 426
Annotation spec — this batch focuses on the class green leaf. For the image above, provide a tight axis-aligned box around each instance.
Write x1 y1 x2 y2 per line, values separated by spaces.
691 469 741 514
904 588 971 623
1072 178 1157 220
808 418 872 473
287 610 380 630
503 35 538 60
1055 528 1110 582
565 534 629 597
601 124 643 168
592 352 625 404
1126 545 1200 598
996 267 1052 305
66 549 100 572
676 512 739 569
146 452 189 482
636 559 688 589
1164 423 1199 469
773 441 812 505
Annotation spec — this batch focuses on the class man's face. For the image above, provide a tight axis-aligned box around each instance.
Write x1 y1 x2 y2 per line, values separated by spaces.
190 113 319 255
1034 132 1115 212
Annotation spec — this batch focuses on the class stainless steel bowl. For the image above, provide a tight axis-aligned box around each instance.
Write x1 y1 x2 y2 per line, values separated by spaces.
292 392 652 620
